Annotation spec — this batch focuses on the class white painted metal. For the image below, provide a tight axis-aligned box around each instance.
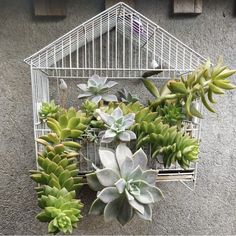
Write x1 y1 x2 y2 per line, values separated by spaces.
25 2 206 187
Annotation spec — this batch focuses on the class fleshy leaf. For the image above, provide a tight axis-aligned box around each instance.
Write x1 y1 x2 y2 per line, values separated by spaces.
116 143 132 169
86 172 104 191
98 187 120 203
89 198 106 215
102 94 118 102
119 131 131 142
99 148 119 172
96 169 120 186
104 199 120 222
91 95 102 104
136 204 152 221
133 148 148 170
115 178 126 194
141 170 158 185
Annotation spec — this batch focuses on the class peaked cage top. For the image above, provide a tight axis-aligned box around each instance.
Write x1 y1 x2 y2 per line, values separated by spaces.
24 2 207 79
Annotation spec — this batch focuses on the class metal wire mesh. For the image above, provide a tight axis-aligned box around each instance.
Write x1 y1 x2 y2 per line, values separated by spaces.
25 2 206 187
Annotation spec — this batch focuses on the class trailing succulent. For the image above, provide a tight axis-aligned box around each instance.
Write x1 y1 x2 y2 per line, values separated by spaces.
86 143 163 225
77 74 118 104
143 58 236 118
39 100 61 121
96 107 136 143
30 140 83 234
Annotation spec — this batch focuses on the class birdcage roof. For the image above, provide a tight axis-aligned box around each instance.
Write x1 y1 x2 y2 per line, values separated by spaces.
24 2 206 73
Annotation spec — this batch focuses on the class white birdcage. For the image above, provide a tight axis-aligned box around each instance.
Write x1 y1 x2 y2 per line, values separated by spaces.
24 2 206 190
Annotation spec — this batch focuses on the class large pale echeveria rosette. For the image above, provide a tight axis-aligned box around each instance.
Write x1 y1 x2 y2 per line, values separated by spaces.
77 74 118 104
96 107 136 143
86 143 163 225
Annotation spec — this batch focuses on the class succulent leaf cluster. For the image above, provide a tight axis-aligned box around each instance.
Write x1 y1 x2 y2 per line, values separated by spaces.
96 107 136 143
36 186 83 234
144 59 236 118
39 100 61 121
80 100 98 116
86 143 163 225
118 88 140 103
132 117 199 169
30 141 83 234
156 104 186 127
77 74 118 104
44 107 90 142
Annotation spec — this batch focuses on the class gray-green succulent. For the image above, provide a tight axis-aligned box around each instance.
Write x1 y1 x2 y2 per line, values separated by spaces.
77 74 118 104
118 88 140 103
96 107 136 143
86 143 163 225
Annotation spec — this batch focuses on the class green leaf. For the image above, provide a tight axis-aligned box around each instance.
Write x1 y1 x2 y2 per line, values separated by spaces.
98 187 120 203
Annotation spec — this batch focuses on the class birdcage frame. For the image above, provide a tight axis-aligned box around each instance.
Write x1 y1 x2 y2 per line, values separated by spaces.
24 2 207 190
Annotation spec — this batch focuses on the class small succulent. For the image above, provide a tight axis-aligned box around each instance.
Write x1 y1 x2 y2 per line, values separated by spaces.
80 100 98 116
39 100 60 121
96 107 136 143
156 104 186 127
77 74 118 104
43 107 90 144
118 88 140 103
36 186 83 234
86 143 163 225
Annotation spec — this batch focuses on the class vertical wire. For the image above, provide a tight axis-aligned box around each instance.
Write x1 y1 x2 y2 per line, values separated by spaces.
107 12 110 77
100 17 102 76
122 7 125 78
146 23 149 69
76 30 79 77
130 13 133 77
92 20 95 73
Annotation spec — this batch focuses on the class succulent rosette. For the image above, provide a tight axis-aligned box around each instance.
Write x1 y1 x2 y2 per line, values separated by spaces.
96 107 136 143
86 143 163 225
77 74 118 104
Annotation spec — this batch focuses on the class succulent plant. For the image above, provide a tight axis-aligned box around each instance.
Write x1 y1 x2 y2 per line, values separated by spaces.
132 117 199 169
77 74 118 104
36 186 83 234
118 88 140 103
39 100 61 121
30 142 82 193
86 143 163 225
96 107 136 143
80 100 98 116
42 107 90 144
144 59 236 118
156 104 186 127
30 140 83 234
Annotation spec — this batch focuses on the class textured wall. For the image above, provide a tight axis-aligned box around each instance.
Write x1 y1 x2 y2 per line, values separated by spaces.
0 0 235 235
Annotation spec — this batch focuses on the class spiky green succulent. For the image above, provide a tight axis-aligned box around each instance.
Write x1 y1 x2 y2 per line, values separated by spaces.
77 74 118 104
96 107 136 143
39 100 61 121
156 104 186 127
143 59 236 118
86 143 163 225
118 88 140 103
36 186 83 234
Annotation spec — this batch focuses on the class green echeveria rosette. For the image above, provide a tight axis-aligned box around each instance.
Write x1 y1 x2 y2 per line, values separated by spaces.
39 100 61 121
86 143 163 225
77 74 118 104
96 107 136 143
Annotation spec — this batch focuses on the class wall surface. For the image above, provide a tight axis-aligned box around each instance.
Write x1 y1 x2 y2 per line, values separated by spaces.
0 0 235 235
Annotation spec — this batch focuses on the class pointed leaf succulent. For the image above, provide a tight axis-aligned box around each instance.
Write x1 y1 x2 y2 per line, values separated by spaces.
77 74 118 104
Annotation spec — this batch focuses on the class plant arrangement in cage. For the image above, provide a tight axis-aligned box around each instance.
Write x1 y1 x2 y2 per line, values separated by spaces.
29 57 236 234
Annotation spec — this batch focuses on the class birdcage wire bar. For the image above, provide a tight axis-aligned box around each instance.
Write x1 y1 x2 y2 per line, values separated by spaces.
25 2 207 187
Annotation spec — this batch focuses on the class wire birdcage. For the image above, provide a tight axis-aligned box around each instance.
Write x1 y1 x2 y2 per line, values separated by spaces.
24 2 206 190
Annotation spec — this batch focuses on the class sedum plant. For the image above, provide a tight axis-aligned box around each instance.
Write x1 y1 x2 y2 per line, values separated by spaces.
77 74 118 104
96 107 136 143
86 143 163 225
118 88 140 103
143 59 236 118
80 100 98 117
39 100 61 122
